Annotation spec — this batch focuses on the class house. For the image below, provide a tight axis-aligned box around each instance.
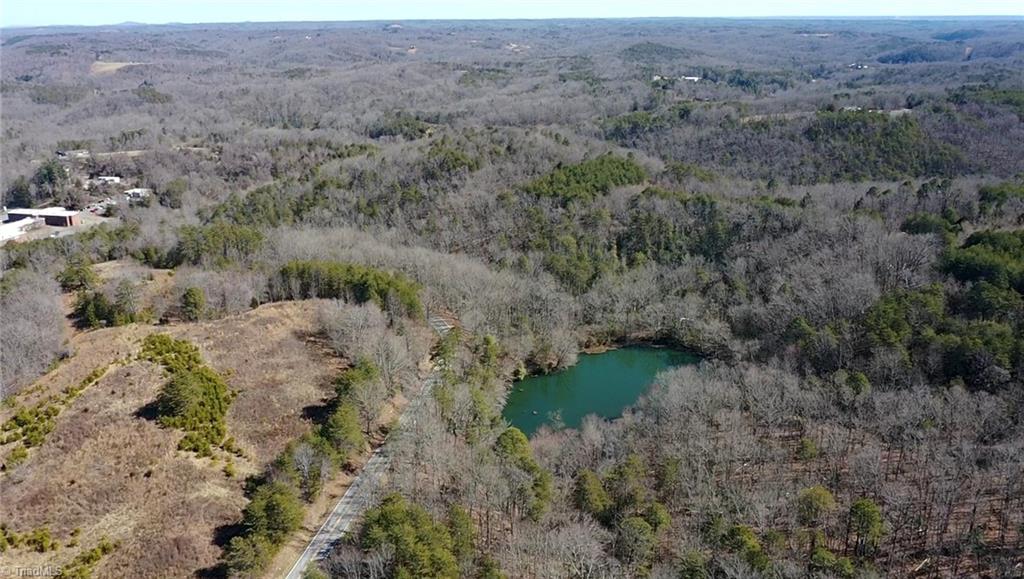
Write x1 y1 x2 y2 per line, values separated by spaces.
56 149 90 160
124 187 152 199
6 207 81 227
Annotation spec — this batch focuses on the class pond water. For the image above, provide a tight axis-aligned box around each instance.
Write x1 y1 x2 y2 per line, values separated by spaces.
502 346 700 436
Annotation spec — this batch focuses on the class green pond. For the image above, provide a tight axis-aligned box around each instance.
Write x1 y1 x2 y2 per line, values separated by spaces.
502 346 699 436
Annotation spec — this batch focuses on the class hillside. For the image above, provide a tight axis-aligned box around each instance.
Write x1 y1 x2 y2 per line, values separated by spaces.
0 302 348 577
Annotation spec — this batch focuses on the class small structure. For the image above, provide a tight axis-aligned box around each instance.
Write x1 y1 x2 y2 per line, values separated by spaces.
56 149 90 160
95 175 121 185
124 187 152 199
6 207 81 227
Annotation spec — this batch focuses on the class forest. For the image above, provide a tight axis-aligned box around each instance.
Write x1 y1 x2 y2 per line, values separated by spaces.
1 16 1023 579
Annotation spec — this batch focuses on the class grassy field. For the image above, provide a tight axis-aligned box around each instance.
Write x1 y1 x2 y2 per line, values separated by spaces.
0 301 341 577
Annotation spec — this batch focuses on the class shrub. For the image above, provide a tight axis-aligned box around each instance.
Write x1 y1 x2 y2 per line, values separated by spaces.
811 546 855 578
615 517 655 567
361 493 459 578
142 334 232 454
180 287 206 321
61 537 117 579
274 260 422 317
522 154 646 203
796 486 836 527
156 366 231 453
321 400 364 460
574 469 612 520
726 525 771 572
240 482 304 544
495 427 552 520
849 498 885 557
223 534 274 576
797 437 820 461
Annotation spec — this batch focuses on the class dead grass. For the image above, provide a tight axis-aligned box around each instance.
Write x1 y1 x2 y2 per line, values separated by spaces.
0 301 339 578
89 61 146 75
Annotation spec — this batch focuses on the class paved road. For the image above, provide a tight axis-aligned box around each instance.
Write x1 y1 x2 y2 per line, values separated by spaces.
284 317 449 579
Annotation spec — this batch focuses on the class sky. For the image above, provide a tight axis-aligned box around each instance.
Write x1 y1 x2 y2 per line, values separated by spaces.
2 0 1023 28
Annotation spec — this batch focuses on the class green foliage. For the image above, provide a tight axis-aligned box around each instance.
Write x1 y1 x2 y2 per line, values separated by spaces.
275 260 422 317
603 111 667 143
24 527 56 552
160 178 187 209
475 555 506 579
796 486 836 527
5 176 32 208
73 289 142 329
140 334 204 374
181 287 206 321
156 367 231 453
495 427 552 520
643 501 671 533
334 357 382 398
522 154 646 203
665 161 718 183
810 546 855 578
30 84 87 106
176 222 265 267
423 139 481 180
223 534 274 576
58 258 99 291
574 469 612 520
804 110 964 181
846 371 871 396
950 85 1024 120
1 365 108 468
5 444 28 467
615 516 656 567
61 537 118 579
620 42 697 62
133 84 172 104
447 504 476 568
849 498 885 557
677 551 709 579
458 67 511 86
900 212 957 243
606 454 648 515
797 437 820 461
207 185 328 228
944 230 1024 292
360 493 459 579
321 399 364 460
725 525 771 572
142 334 232 454
864 284 946 349
240 482 304 544
542 232 619 294
369 111 431 140
978 181 1024 213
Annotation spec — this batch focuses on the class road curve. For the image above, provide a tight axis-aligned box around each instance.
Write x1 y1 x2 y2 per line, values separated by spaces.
284 317 449 579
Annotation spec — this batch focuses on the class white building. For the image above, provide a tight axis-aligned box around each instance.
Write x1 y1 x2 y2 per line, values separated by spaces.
124 187 152 199
95 176 122 184
5 207 81 227
0 217 41 242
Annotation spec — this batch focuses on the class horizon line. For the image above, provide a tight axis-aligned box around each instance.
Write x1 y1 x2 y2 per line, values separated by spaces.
3 14 1023 31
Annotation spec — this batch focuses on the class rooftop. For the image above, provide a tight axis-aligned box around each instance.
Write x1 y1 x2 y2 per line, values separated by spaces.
7 207 80 218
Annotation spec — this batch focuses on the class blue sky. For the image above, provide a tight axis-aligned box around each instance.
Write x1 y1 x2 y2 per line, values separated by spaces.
2 0 1022 28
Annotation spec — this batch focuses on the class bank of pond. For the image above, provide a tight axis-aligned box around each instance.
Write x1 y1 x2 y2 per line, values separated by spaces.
502 346 700 436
